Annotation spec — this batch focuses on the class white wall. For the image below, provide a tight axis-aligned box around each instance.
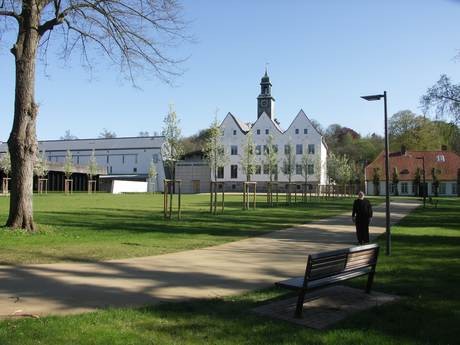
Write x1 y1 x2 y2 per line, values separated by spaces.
112 180 148 194
220 110 326 184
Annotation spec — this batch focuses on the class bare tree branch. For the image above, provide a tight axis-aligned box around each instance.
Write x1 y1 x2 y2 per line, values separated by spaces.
0 10 20 22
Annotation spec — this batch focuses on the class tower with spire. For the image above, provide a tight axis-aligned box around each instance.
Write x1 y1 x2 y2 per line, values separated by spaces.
257 68 275 120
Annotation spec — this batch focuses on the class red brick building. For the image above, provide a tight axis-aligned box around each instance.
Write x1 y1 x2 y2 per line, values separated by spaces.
365 148 460 196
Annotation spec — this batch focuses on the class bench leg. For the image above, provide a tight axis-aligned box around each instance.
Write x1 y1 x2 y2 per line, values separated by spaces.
366 271 375 293
294 290 306 318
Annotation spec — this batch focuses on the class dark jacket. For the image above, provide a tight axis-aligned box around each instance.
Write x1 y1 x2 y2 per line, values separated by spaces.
352 198 373 221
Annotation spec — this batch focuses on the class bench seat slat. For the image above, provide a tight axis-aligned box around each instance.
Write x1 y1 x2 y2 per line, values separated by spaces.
311 257 347 269
275 267 373 291
275 277 304 290
345 258 376 269
309 263 346 279
347 251 375 261
309 243 378 260
311 253 347 264
307 267 373 289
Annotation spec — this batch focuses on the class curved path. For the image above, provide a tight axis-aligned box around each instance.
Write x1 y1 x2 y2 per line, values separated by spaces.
0 200 419 317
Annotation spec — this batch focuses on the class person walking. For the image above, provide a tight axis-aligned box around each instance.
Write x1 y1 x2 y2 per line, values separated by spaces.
352 191 373 245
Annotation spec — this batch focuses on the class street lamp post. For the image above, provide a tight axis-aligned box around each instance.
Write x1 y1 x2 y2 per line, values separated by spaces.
416 156 426 208
361 91 391 256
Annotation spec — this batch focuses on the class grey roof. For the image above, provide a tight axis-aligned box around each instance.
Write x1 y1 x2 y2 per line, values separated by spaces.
1 136 165 153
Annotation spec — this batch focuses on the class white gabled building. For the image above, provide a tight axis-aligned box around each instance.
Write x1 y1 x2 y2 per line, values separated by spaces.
219 71 328 191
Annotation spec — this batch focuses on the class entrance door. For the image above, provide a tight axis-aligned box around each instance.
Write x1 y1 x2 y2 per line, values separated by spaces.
192 180 200 193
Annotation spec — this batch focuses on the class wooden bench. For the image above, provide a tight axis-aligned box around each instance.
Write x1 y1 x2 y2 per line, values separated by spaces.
275 243 380 318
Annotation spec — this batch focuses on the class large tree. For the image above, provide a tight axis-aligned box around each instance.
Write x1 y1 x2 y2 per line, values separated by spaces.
0 0 186 230
99 129 117 139
389 110 441 151
422 74 460 124
60 130 78 140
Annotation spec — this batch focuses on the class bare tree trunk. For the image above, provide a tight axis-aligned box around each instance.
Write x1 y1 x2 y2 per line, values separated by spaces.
6 0 40 231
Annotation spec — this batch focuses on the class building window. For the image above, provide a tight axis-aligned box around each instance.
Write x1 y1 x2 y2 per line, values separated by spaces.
296 144 303 155
307 164 314 175
308 144 315 154
436 154 445 162
110 166 113 173
133 167 137 173
122 155 125 164
135 155 138 164
452 183 457 195
295 128 299 134
401 182 408 194
152 154 159 163
106 155 109 164
255 145 262 155
265 129 269 135
295 164 302 175
233 130 237 135
231 145 238 155
256 129 261 135
217 167 224 179
231 165 238 179
272 145 278 153
255 165 262 175
263 145 269 154
283 162 289 174
263 164 269 174
439 183 446 194
304 128 308 134
412 183 417 194
284 145 291 154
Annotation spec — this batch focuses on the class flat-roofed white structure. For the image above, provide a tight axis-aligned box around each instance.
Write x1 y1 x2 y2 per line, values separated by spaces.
0 136 166 192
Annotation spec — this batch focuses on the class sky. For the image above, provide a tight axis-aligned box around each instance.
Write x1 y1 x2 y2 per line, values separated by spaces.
1 0 460 141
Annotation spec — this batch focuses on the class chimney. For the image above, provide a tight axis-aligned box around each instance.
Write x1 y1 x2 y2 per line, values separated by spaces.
401 145 407 155
441 145 448 151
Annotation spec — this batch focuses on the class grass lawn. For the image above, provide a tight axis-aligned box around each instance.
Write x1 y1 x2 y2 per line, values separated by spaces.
0 193 358 264
0 197 458 344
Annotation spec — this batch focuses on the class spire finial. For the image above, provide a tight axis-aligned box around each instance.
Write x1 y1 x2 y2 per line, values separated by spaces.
265 62 269 76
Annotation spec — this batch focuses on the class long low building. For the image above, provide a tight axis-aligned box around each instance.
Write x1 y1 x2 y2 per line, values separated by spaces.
365 147 460 196
0 136 166 192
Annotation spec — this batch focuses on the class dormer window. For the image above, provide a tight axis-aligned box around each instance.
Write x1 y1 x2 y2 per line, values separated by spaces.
400 169 409 175
295 128 299 134
257 129 261 135
304 128 308 134
233 130 237 135
436 154 445 162
265 129 269 135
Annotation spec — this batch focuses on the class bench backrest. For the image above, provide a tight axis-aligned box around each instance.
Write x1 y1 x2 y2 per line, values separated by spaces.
304 243 379 283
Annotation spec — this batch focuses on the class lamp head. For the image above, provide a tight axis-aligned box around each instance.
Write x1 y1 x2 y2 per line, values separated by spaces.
361 94 384 101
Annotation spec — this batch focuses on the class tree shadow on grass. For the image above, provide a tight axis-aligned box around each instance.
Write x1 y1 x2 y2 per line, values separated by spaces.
33 202 352 238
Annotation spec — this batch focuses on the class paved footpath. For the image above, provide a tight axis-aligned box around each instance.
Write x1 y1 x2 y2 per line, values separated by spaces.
0 200 419 317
